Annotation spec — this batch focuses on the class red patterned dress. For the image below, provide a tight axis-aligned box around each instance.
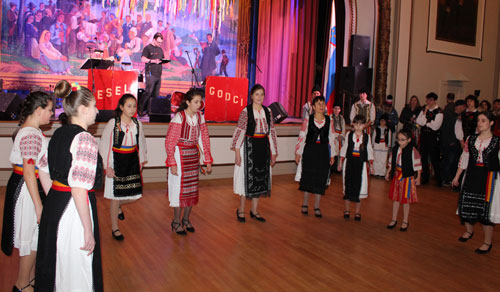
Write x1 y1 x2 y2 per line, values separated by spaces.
388 145 421 204
165 111 213 207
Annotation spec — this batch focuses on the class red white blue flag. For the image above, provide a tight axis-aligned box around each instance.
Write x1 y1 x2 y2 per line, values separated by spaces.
323 1 336 114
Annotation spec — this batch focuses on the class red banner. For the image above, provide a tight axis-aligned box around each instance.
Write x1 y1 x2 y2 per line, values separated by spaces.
88 70 139 110
204 76 248 122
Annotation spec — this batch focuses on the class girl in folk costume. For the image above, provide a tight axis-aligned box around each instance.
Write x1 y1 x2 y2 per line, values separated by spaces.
2 92 53 292
385 129 422 232
337 114 374 221
372 114 392 177
295 96 336 218
165 89 213 235
232 84 278 223
99 94 147 241
452 111 500 254
331 105 345 171
36 81 104 292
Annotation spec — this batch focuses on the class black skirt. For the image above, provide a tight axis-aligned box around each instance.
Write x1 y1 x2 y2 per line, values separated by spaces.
343 156 364 202
244 136 271 198
458 165 496 225
299 143 330 195
113 146 142 198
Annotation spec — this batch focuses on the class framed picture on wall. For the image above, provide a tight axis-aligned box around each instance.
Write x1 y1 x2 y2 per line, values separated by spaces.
426 0 485 60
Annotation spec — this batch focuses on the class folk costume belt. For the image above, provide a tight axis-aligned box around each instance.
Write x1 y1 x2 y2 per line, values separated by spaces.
13 164 39 178
112 145 138 154
52 180 95 193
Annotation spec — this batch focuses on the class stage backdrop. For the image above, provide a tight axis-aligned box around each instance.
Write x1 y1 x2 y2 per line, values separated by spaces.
0 0 239 91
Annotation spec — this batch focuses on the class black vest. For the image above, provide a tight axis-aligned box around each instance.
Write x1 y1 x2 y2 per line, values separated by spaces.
346 132 368 161
245 104 271 136
390 144 415 178
374 127 389 144
462 111 479 139
305 115 330 144
48 124 103 189
467 135 500 171
112 116 140 149
422 106 443 133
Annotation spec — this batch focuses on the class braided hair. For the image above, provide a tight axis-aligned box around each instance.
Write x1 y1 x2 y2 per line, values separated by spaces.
12 91 51 140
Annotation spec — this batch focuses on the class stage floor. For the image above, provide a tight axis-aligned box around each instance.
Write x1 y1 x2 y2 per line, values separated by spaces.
1 174 499 291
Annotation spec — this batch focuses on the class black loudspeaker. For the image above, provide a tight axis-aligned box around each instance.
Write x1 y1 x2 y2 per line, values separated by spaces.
269 102 288 124
149 95 171 123
340 66 373 95
96 110 114 122
350 35 370 67
0 93 23 120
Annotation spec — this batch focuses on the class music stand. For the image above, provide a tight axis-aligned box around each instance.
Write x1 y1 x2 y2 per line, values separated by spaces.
80 59 114 93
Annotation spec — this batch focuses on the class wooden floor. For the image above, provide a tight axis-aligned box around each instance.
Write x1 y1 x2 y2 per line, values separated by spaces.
1 174 500 292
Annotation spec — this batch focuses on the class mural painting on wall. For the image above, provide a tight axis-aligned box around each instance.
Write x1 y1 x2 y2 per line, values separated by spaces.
1 0 238 82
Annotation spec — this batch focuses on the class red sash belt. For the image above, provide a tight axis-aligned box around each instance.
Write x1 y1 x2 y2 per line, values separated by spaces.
246 133 267 138
13 165 39 178
52 180 95 193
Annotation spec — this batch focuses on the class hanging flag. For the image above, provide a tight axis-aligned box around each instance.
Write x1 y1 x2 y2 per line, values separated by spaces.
323 0 336 114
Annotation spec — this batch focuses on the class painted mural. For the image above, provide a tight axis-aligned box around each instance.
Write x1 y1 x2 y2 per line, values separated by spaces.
1 0 238 83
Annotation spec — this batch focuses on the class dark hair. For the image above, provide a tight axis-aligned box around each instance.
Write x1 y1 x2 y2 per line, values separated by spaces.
465 94 479 108
250 84 265 97
454 99 466 107
494 99 500 104
207 33 212 37
397 129 412 140
352 114 366 124
446 92 455 101
13 91 52 140
54 79 72 99
312 95 325 106
177 89 204 112
311 84 321 93
379 114 389 122
480 100 491 111
426 92 438 100
478 110 495 131
153 32 163 40
114 94 137 118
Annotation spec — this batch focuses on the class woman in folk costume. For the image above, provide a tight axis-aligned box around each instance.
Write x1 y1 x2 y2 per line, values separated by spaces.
2 92 53 292
372 114 392 177
295 96 336 218
232 84 278 223
452 111 500 254
337 114 374 221
385 129 422 232
165 89 213 235
99 94 147 241
35 81 103 292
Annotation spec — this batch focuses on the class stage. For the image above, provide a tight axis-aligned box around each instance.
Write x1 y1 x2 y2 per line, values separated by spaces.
1 174 499 291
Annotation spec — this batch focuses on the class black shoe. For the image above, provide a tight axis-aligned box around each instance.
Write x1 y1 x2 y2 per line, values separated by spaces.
354 213 361 221
236 209 246 222
386 220 397 229
12 286 21 292
112 229 124 241
314 208 322 218
458 231 474 242
250 211 266 222
118 208 125 220
475 243 492 254
170 220 187 235
301 205 308 215
344 211 350 220
182 219 195 232
400 221 409 232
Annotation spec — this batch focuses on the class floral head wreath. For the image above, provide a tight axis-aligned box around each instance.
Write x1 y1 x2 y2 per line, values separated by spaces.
71 82 81 92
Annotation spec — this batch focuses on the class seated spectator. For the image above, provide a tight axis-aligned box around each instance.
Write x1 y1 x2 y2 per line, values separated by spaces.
39 30 71 74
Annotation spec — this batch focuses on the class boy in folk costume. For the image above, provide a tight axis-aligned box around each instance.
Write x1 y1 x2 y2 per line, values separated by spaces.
301 85 322 119
372 114 392 177
350 89 376 134
331 105 345 171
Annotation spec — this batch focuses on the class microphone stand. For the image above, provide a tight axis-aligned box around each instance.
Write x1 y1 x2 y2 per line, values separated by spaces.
185 50 200 89
88 47 95 94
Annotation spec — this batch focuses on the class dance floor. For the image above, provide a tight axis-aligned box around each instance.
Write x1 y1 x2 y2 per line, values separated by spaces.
1 174 499 291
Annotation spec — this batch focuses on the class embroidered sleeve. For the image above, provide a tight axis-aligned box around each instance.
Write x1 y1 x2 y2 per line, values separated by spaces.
68 132 98 190
295 116 309 155
350 105 356 124
20 133 42 160
329 118 337 157
231 109 247 150
268 111 278 156
165 113 182 167
412 148 422 171
366 135 374 161
37 136 49 173
198 114 213 164
98 119 114 169
458 137 470 169
138 120 148 164
340 132 349 158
